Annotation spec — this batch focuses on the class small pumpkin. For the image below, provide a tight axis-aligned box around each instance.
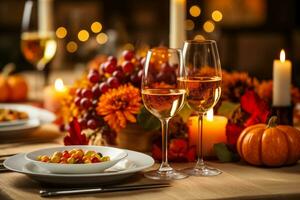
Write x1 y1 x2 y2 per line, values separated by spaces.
237 116 300 167
0 63 28 102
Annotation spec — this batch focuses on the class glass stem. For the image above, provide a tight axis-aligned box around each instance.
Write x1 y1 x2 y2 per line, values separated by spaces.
158 118 172 173
195 113 205 169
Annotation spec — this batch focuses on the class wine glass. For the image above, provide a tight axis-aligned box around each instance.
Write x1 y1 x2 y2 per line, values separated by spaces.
179 40 222 176
142 48 188 180
21 0 57 97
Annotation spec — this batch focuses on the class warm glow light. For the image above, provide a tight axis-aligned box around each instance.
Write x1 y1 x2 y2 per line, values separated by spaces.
212 10 223 22
203 20 215 33
185 19 195 31
194 34 205 40
78 30 89 42
96 33 108 44
56 27 67 39
66 41 78 53
91 21 102 33
189 5 201 17
280 49 286 62
54 78 65 92
123 43 134 50
207 109 214 121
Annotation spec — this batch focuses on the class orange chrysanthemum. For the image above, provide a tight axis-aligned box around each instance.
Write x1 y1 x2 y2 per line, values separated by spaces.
96 84 141 132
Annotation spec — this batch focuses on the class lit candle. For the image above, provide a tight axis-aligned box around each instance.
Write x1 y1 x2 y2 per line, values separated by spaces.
188 109 228 157
169 0 186 48
43 78 67 113
273 49 292 106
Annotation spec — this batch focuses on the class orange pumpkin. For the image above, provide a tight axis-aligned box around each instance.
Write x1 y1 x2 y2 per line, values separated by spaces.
237 116 300 167
0 64 28 102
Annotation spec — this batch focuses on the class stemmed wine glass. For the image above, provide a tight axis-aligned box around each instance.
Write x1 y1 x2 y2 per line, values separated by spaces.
21 0 57 97
142 48 188 180
179 40 222 176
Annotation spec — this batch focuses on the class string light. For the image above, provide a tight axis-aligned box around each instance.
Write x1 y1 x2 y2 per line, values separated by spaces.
189 5 201 17
212 10 223 22
91 22 102 33
66 41 78 53
185 19 195 31
96 33 108 44
78 30 89 42
203 20 215 33
56 27 67 39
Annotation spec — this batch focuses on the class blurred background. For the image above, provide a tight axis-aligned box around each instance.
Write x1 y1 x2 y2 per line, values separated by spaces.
0 0 299 86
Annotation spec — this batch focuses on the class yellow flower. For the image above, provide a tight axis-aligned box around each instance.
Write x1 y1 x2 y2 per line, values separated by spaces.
96 84 141 132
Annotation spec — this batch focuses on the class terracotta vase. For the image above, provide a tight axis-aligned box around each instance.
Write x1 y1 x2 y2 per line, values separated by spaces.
116 123 155 152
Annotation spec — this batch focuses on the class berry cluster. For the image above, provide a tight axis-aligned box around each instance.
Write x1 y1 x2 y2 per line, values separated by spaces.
70 50 144 131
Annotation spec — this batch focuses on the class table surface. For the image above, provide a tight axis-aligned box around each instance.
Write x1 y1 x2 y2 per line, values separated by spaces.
1 124 300 200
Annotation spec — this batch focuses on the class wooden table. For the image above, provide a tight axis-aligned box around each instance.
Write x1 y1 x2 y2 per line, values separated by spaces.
1 125 300 200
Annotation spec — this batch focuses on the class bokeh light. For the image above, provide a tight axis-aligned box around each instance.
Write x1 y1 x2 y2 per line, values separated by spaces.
77 30 89 42
96 33 108 44
56 27 67 39
203 20 215 33
66 41 78 53
189 5 201 17
194 34 205 40
91 21 102 33
185 19 195 31
212 10 223 22
123 43 135 50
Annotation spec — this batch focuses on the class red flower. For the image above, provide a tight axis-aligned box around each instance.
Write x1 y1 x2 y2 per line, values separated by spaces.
226 123 244 146
226 90 270 148
64 118 88 145
241 90 270 125
152 139 196 162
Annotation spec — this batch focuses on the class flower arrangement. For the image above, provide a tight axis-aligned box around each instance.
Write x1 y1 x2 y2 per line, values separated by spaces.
59 48 195 161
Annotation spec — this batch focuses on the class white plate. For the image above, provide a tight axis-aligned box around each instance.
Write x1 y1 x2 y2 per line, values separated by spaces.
0 119 29 127
4 149 154 185
0 104 55 134
25 146 128 174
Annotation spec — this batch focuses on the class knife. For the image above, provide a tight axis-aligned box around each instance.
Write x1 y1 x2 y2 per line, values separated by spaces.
40 183 171 197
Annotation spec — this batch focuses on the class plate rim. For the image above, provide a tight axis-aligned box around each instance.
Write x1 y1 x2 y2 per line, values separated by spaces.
4 149 154 177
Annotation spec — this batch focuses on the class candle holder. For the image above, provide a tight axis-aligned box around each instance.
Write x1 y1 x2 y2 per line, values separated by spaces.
271 105 293 125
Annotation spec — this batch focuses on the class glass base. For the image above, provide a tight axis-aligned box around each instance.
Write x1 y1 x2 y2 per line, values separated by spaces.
144 169 188 180
182 166 222 177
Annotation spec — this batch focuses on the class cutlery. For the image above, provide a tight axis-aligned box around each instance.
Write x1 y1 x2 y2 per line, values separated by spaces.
0 163 9 172
40 183 171 197
0 153 16 158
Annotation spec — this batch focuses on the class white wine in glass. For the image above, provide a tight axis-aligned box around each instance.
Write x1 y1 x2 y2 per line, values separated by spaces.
21 0 57 99
180 40 222 176
142 48 187 180
21 32 56 70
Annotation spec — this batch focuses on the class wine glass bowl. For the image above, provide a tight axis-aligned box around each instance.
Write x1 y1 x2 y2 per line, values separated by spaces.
142 48 187 180
179 40 222 176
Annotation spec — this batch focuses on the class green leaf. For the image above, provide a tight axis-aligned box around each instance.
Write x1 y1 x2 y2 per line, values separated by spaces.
137 106 161 131
213 143 233 162
217 101 240 119
177 103 193 122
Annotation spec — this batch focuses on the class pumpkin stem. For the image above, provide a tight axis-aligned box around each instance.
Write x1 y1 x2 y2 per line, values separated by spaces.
267 116 278 128
1 63 15 78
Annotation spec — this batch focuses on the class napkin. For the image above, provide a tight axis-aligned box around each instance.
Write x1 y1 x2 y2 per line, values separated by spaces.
105 159 136 172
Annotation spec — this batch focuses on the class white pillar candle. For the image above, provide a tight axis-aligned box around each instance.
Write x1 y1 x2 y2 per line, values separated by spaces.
38 0 54 33
273 49 292 106
169 0 186 48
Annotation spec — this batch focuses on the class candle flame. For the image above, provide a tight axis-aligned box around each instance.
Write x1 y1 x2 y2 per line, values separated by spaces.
207 109 214 121
54 78 65 91
280 49 285 62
